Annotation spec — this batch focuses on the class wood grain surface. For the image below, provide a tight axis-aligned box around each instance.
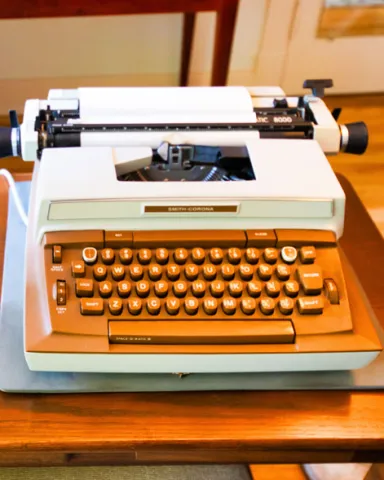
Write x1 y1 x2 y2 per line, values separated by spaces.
0 173 384 467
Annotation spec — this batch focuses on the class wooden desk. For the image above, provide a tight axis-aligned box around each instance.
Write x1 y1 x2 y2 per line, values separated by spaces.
0 0 240 86
0 173 384 467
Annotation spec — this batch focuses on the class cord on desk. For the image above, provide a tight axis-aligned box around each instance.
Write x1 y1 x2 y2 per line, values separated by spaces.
0 169 28 227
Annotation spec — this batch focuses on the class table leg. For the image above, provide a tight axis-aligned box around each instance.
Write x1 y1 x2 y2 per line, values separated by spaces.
211 0 239 86
180 12 196 86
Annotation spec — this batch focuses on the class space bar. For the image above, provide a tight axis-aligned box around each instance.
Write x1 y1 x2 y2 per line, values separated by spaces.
108 320 295 345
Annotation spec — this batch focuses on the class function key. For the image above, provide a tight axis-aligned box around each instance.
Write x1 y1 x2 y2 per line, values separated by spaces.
279 297 294 315
241 297 256 315
209 248 224 264
239 264 253 281
156 248 169 265
265 280 281 297
105 230 133 248
119 248 133 265
109 297 123 315
80 298 104 315
93 264 107 281
129 264 144 281
53 245 62 264
75 278 94 297
174 248 188 265
173 280 188 298
297 265 323 295
101 248 115 265
210 280 225 298
136 280 150 298
192 280 206 297
99 280 113 298
118 280 131 298
264 248 278 264
185 296 199 315
111 264 125 281
203 264 217 281
257 264 273 280
276 264 290 281
246 230 276 247
247 281 262 298
128 298 142 315
71 260 85 278
284 280 299 297
229 280 243 297
300 246 316 264
166 297 180 315
281 246 297 264
185 264 199 281
191 247 205 264
82 247 98 265
167 263 180 281
203 297 218 315
222 297 237 315
149 264 162 281
147 297 161 315
138 248 152 265
260 297 275 315
245 248 260 264
154 280 169 298
228 248 241 264
221 264 235 281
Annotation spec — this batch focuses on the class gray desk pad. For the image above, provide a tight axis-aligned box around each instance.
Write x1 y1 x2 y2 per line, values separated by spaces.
1 181 384 393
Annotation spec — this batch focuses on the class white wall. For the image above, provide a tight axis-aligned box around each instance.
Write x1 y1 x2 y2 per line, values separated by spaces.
0 0 266 114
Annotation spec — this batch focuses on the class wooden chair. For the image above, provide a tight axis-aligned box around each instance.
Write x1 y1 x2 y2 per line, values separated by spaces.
1 0 240 86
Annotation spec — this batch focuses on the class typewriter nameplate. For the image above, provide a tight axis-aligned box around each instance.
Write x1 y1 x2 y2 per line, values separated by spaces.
144 205 238 213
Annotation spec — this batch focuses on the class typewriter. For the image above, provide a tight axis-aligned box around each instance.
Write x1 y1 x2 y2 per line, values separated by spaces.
0 79 382 373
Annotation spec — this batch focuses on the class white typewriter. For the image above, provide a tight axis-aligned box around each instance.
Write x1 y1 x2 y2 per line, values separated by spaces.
0 79 382 373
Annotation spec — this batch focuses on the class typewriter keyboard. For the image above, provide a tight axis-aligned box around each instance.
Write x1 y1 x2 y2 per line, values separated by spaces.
44 229 350 346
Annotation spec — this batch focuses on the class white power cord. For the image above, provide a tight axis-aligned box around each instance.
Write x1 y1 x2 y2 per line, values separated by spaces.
0 169 28 227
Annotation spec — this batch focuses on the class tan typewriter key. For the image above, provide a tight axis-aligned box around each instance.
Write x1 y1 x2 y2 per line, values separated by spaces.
149 264 162 281
119 248 133 265
210 280 225 298
138 248 152 265
221 264 235 280
93 264 107 281
128 297 142 315
156 248 169 265
264 248 278 264
192 247 205 264
166 297 180 315
108 297 123 316
82 247 97 265
284 280 299 297
185 264 199 281
129 264 143 281
167 263 180 280
239 264 253 281
147 297 161 315
281 246 297 264
209 248 223 264
300 246 316 264
185 296 199 315
245 248 259 264
154 280 169 298
279 297 294 315
247 281 262 298
276 264 291 280
257 263 273 280
101 248 115 265
117 280 131 298
192 280 206 297
241 297 256 315
111 264 125 281
228 280 243 297
266 280 281 297
75 278 94 297
228 247 241 265
99 280 112 298
203 264 217 280
71 260 85 278
260 297 275 315
173 280 188 298
136 280 150 298
203 297 218 315
174 248 188 265
222 297 237 315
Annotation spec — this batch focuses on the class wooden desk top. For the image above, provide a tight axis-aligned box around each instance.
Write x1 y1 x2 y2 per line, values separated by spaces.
0 173 384 467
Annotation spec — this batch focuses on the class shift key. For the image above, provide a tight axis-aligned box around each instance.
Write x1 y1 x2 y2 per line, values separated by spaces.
298 297 324 314
80 298 104 315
